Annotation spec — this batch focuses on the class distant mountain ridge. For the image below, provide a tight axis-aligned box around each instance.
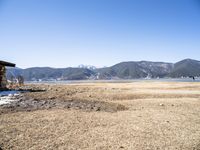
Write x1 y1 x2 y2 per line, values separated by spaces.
7 67 95 81
169 59 200 77
6 59 200 81
96 61 173 79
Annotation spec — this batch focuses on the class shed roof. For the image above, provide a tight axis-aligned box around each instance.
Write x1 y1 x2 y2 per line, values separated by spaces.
0 60 16 67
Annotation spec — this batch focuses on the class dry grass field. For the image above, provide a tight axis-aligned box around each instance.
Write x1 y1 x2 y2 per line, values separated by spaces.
0 81 200 150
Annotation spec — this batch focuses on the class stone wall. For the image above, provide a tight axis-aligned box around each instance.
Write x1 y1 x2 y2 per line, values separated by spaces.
0 65 7 89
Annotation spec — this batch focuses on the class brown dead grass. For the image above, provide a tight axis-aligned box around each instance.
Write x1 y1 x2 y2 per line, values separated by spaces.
1 81 200 149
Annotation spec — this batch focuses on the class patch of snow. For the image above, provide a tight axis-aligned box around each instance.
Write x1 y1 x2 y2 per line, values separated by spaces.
0 96 19 105
0 91 21 105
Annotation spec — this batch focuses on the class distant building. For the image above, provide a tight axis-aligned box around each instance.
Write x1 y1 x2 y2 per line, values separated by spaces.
0 60 15 89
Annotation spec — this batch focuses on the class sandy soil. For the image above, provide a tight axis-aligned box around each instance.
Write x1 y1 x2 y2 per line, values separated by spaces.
0 81 200 150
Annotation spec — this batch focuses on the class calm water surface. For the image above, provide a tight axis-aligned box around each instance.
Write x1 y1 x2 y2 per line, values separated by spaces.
25 78 200 84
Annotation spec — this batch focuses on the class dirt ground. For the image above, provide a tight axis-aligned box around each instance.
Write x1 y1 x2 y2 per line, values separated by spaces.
0 81 200 150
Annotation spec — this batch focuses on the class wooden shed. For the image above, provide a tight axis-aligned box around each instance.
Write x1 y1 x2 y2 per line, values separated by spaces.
0 60 16 89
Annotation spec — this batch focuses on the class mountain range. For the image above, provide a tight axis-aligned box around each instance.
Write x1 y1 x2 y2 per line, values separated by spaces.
6 59 200 81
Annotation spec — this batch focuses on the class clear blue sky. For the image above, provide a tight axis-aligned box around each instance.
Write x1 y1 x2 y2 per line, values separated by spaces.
0 0 200 68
